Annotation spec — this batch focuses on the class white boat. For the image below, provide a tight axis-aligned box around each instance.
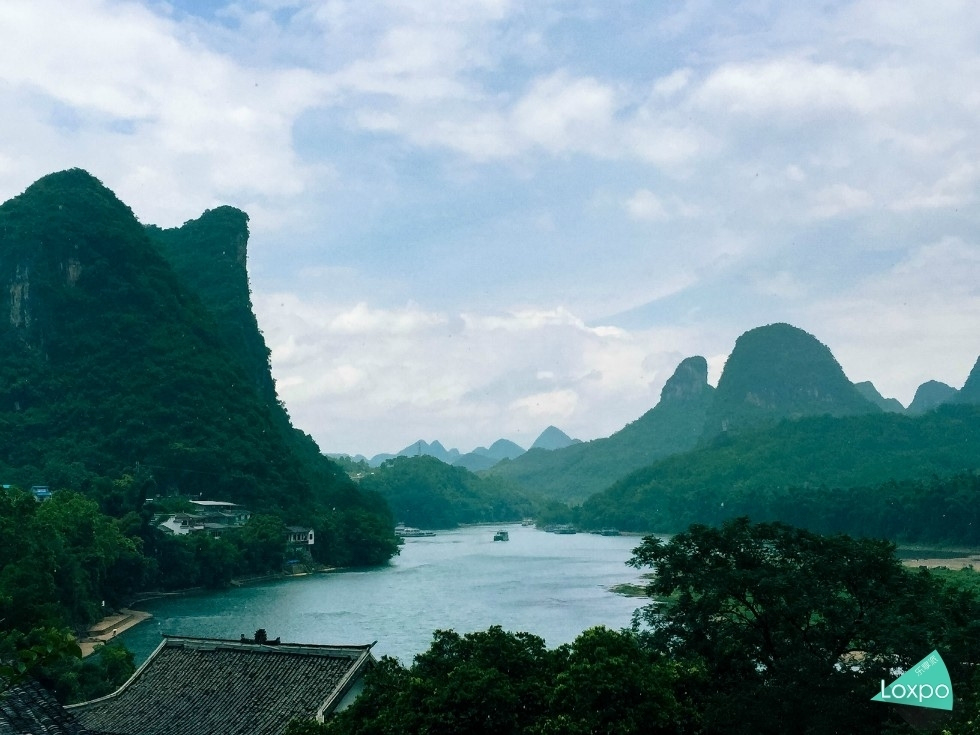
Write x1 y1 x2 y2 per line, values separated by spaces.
395 524 436 538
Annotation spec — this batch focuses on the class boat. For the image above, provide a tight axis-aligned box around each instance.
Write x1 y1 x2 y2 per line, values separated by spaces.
521 518 534 527
493 530 509 542
596 529 621 536
552 524 577 535
395 524 436 538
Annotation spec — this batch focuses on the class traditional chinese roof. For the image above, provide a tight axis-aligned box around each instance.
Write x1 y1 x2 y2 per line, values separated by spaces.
0 678 91 735
67 635 376 735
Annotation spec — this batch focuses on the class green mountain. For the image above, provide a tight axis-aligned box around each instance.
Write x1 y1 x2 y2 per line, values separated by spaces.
579 404 980 536
956 357 980 405
358 455 538 528
703 323 878 435
455 439 526 472
487 356 715 502
530 425 578 450
854 381 905 413
0 169 396 565
907 380 957 415
146 207 276 404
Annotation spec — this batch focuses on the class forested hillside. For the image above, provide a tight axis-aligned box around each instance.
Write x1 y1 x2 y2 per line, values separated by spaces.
358 455 538 528
579 404 980 540
701 322 878 435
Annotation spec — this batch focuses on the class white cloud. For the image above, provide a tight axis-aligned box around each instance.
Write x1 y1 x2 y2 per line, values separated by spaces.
0 0 324 226
808 183 874 219
653 68 692 97
625 189 667 221
693 57 908 119
253 293 705 455
807 237 980 404
753 271 808 300
511 72 618 156
509 389 579 420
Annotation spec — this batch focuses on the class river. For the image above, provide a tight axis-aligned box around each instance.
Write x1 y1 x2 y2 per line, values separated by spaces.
120 524 652 665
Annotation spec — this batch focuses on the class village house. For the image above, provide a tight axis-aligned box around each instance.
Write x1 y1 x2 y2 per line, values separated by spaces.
156 500 314 548
66 634 377 735
31 485 53 502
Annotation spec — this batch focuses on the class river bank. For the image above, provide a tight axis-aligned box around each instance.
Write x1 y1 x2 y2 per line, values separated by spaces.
79 609 153 657
80 568 337 657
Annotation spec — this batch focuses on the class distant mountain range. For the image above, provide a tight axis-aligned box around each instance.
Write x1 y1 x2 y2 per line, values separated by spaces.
345 426 580 470
485 323 979 506
338 325 978 514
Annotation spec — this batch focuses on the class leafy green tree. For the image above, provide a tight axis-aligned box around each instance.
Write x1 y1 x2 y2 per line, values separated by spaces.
235 514 287 574
0 627 80 695
191 534 240 589
298 626 694 735
539 626 687 735
629 518 980 734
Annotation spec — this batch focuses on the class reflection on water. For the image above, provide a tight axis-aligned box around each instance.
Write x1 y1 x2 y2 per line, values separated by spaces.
120 525 649 665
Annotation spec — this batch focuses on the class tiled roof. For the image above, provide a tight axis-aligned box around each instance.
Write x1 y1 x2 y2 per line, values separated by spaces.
0 678 92 735
68 636 375 735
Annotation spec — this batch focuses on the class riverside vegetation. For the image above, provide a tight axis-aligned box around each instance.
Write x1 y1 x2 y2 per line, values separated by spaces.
287 519 980 735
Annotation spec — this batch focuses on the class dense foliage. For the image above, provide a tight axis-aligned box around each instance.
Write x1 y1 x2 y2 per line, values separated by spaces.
579 404 980 541
146 207 277 405
287 626 689 735
630 518 980 734
358 455 538 528
0 489 141 702
293 519 980 735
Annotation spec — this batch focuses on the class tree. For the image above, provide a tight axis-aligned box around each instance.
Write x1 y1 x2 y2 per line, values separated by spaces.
539 626 689 735
295 626 695 735
0 628 80 695
629 518 979 734
236 514 287 574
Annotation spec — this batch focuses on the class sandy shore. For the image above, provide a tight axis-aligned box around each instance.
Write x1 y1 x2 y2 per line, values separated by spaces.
78 609 153 657
902 555 980 571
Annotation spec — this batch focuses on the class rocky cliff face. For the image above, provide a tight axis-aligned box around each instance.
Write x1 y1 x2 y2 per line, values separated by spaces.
659 356 710 404
147 207 276 405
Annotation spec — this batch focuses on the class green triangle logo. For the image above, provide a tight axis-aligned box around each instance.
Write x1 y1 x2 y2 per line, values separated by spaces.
872 650 953 711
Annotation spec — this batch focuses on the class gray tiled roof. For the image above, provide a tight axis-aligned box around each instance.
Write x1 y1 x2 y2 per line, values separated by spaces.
0 678 92 735
68 636 375 735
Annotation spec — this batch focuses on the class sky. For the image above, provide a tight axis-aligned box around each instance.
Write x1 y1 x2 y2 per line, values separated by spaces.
1 1 978 457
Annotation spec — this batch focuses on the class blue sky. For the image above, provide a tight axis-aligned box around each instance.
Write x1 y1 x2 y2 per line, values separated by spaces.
1 1 978 456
